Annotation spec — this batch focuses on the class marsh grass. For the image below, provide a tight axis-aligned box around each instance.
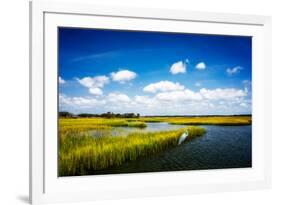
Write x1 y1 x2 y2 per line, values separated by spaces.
59 118 146 132
59 126 205 176
166 116 251 125
127 121 147 128
58 116 250 176
138 117 166 123
133 116 251 125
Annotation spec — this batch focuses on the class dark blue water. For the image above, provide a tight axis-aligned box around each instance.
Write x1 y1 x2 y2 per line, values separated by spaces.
93 125 252 175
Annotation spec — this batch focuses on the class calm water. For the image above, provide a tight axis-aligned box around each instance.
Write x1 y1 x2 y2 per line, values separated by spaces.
88 122 186 137
89 124 252 175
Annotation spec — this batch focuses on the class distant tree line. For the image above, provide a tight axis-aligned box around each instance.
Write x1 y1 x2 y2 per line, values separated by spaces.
59 111 77 118
59 111 140 118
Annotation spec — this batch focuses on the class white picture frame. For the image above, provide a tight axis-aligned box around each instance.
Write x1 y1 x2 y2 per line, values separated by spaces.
30 1 272 204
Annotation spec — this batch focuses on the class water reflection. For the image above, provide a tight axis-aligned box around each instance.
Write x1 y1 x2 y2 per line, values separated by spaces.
87 122 187 137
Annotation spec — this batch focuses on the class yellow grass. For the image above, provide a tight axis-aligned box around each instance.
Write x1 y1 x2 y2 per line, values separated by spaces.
165 116 251 125
59 126 205 176
58 116 250 176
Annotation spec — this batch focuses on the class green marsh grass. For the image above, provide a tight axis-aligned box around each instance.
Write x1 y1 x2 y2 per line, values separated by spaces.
59 118 146 132
135 116 251 125
59 125 205 176
166 116 251 125
59 115 250 176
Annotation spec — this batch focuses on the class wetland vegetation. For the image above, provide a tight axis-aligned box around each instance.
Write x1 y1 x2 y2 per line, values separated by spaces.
59 114 251 176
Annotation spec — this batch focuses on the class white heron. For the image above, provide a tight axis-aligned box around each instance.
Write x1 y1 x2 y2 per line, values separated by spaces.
178 129 189 145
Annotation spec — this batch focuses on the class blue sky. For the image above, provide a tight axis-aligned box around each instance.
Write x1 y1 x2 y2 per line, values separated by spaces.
59 27 252 115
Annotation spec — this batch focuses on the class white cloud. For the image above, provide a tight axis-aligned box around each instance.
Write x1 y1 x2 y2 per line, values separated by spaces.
76 76 109 96
143 81 185 93
135 95 152 104
59 93 132 113
59 94 105 108
226 66 243 76
156 87 247 102
59 85 251 115
156 89 203 101
170 61 186 74
195 62 206 70
89 87 103 95
110 70 137 83
107 93 131 103
140 87 250 115
77 76 109 88
59 76 65 84
154 88 246 102
199 88 247 100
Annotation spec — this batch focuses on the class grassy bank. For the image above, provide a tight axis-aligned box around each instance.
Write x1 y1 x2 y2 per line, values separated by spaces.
59 118 147 132
138 116 252 125
166 116 251 125
59 126 205 176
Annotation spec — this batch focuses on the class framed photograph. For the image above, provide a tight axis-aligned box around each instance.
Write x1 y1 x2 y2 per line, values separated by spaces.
30 1 272 204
